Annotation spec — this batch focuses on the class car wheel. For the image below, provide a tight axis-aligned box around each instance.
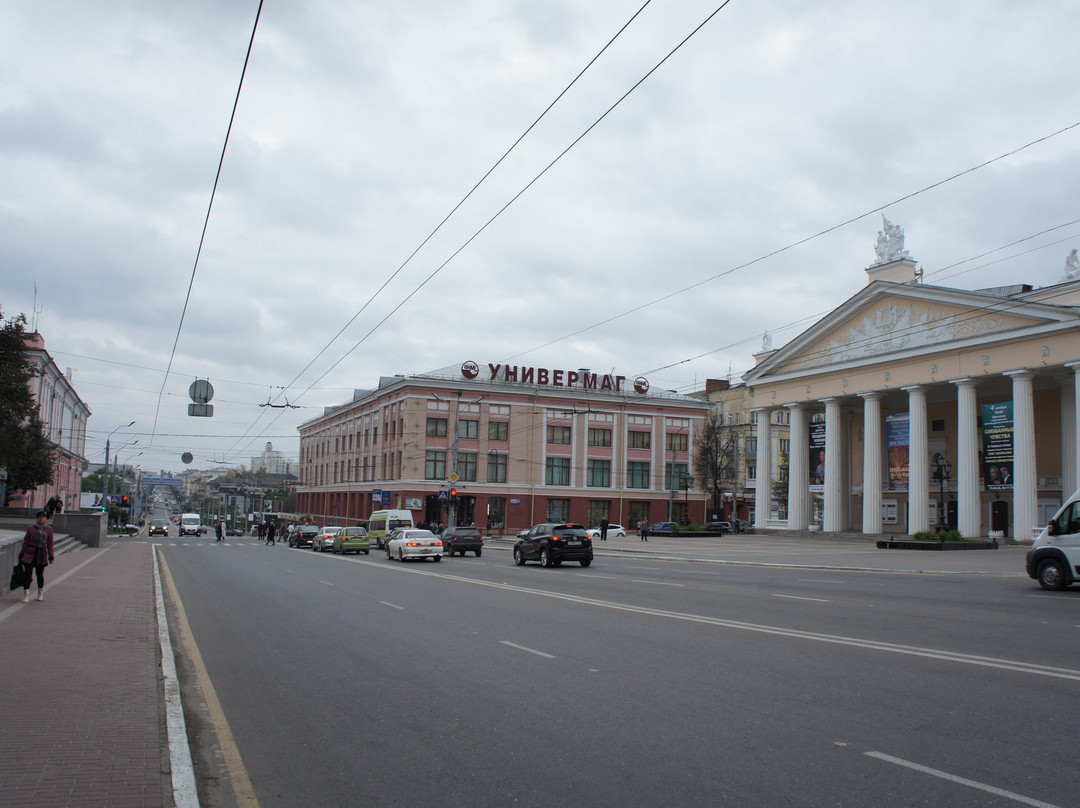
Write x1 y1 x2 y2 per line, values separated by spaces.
513 548 525 566
1037 558 1068 590
398 548 404 561
540 547 552 568
475 549 482 557
364 549 370 555
433 555 441 562
580 558 592 567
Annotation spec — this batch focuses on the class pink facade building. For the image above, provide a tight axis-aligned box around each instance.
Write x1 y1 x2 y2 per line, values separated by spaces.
7 332 91 512
296 364 712 532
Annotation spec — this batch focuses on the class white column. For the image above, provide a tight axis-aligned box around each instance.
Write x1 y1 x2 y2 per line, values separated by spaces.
822 398 843 533
1061 381 1076 497
859 392 882 535
787 404 809 531
903 385 930 534
753 408 772 527
953 378 981 538
1065 362 1080 497
1006 370 1037 543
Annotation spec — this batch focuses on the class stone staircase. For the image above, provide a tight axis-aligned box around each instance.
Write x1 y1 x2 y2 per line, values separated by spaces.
53 533 87 555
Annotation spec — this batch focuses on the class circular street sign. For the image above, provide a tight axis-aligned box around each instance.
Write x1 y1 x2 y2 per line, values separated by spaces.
181 452 194 464
189 379 215 404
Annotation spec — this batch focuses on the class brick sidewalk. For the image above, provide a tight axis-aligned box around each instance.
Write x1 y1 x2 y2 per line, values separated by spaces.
0 542 168 808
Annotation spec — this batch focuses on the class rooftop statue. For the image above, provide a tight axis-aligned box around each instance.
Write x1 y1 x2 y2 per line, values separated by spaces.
1063 248 1080 282
873 215 911 264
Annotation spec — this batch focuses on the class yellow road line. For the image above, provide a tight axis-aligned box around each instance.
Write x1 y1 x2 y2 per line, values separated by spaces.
157 549 260 807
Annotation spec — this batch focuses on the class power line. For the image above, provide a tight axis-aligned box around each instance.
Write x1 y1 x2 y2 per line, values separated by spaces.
148 0 264 450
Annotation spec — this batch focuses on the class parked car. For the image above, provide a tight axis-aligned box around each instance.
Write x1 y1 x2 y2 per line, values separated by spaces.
313 526 340 552
148 519 169 537
649 521 679 533
514 523 593 568
586 523 626 539
734 519 753 534
701 521 731 534
290 524 319 548
225 527 244 536
440 526 483 557
332 526 370 555
124 523 139 536
386 528 442 562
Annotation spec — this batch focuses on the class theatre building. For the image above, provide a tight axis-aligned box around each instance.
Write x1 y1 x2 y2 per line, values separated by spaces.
743 231 1080 542
295 364 712 532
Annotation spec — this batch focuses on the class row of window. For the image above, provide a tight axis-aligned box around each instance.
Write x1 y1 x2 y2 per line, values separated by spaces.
419 450 690 489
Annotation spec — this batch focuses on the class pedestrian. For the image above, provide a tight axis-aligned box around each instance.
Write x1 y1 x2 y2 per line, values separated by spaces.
215 520 223 542
45 495 63 517
18 511 55 602
641 521 649 542
600 517 609 541
266 521 276 546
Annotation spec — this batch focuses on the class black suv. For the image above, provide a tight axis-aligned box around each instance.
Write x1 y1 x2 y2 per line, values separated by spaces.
513 523 593 568
290 524 319 549
441 526 484 557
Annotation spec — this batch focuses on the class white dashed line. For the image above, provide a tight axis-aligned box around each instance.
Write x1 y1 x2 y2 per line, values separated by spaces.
500 641 556 659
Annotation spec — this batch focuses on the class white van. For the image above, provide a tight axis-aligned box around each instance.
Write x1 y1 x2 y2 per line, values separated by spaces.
368 509 414 550
1026 493 1080 589
180 513 202 537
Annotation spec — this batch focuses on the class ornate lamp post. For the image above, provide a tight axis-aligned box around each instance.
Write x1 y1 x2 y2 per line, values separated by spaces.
102 420 135 515
931 452 952 532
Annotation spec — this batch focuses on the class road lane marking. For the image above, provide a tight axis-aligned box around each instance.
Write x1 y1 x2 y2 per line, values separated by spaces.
500 641 556 659
353 561 1080 681
630 579 685 587
865 751 1062 808
157 550 259 807
773 594 830 602
319 580 334 586
577 574 618 579
797 578 845 584
379 600 404 610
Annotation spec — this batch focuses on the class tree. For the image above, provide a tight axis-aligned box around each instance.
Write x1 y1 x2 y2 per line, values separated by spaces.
694 407 738 519
771 451 790 518
0 308 54 499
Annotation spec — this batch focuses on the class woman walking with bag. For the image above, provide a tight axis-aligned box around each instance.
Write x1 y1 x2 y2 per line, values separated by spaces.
19 510 55 602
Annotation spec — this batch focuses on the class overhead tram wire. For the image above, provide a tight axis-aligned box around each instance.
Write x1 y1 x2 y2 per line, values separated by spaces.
147 0 264 451
502 119 1080 363
222 0 734 463
219 0 659 464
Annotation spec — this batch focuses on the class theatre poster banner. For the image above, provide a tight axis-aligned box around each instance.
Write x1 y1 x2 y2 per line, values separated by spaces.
886 413 909 492
809 421 825 493
981 402 1014 491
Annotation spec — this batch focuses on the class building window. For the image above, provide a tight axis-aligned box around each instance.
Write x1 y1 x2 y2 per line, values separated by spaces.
546 457 571 486
587 459 611 487
373 426 378 444
747 464 756 480
459 420 479 440
426 418 447 437
547 425 571 445
457 452 477 482
628 430 651 449
665 462 689 490
779 438 790 453
628 501 650 530
425 450 446 480
627 461 650 489
487 453 507 483
488 421 508 441
487 497 506 529
588 428 612 447
546 499 570 522
745 437 757 459
666 432 688 452
587 501 610 526
931 418 946 433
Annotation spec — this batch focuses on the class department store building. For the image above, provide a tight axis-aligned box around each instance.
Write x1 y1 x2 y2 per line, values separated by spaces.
744 235 1080 542
295 364 712 531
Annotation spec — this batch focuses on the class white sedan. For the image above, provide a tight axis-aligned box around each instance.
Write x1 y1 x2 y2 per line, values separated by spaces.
586 524 627 539
313 526 339 551
385 529 443 562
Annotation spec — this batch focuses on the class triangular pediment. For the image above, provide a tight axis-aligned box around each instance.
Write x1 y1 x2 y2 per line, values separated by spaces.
746 281 1079 381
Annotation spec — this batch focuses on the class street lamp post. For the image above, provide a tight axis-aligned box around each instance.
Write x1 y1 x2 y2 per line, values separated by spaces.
932 452 952 532
102 420 135 517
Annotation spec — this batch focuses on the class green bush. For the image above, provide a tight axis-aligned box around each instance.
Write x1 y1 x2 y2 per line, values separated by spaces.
912 529 963 541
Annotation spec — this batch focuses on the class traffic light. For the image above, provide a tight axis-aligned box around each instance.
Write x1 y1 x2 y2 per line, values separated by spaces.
121 495 130 508
449 489 458 499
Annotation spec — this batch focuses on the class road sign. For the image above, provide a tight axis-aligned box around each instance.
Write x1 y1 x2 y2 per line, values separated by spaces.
449 472 459 483
438 490 448 501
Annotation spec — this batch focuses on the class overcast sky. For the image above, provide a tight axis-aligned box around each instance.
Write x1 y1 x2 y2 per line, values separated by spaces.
3 0 1079 473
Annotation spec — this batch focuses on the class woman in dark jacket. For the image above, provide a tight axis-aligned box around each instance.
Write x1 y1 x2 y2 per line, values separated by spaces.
19 511 55 602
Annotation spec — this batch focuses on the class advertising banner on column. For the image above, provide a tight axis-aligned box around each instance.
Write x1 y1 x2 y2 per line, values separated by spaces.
981 402 1013 491
809 421 825 492
886 413 910 492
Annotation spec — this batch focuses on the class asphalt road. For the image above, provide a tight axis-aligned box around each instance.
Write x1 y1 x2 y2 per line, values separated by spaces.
156 537 1080 807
